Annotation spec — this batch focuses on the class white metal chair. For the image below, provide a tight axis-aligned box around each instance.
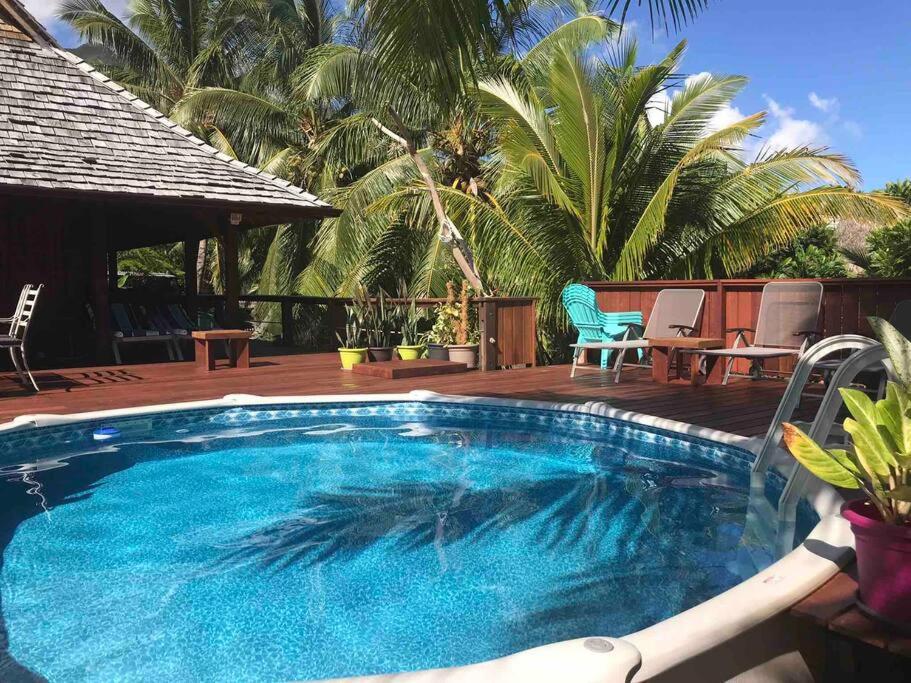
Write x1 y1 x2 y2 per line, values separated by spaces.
1 284 31 332
570 289 705 382
0 284 43 391
694 281 823 385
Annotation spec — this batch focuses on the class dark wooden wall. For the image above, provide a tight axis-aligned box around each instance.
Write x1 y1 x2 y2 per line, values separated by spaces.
586 279 911 374
0 196 94 362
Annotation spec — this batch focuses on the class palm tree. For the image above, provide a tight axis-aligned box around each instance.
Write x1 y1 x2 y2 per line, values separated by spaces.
58 0 256 110
607 0 710 31
294 0 553 293
61 0 341 305
360 28 906 335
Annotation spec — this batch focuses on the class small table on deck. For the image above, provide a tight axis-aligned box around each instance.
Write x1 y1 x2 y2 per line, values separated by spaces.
648 337 724 384
192 330 252 372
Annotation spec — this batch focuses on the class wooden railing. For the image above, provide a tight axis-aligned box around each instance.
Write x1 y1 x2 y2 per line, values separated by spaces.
112 292 538 371
584 278 911 374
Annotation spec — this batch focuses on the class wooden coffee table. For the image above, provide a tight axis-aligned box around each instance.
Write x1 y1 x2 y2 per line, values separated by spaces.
192 330 252 371
648 337 724 384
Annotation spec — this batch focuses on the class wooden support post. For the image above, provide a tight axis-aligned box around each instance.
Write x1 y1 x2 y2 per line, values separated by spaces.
183 238 199 321
281 300 295 346
107 250 118 291
220 216 240 327
90 209 112 362
714 280 725 339
327 300 347 351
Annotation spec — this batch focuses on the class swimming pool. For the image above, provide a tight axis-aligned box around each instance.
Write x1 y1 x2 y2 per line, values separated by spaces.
0 397 823 682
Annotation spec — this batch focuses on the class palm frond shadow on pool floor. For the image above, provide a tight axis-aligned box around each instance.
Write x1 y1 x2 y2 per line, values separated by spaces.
217 475 621 569
216 468 746 571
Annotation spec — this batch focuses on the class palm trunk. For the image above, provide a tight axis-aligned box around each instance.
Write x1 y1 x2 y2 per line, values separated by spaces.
196 239 209 294
372 113 485 293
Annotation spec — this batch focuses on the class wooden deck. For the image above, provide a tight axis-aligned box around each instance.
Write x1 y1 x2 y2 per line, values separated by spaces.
0 353 802 437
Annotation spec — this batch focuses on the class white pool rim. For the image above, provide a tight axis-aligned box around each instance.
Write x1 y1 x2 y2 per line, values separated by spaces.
0 390 850 683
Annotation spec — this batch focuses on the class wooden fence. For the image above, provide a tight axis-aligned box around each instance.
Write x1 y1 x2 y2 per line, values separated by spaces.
585 278 911 374
113 292 537 371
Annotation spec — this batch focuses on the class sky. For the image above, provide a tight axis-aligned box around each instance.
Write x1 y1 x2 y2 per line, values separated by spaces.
22 0 911 189
625 0 911 190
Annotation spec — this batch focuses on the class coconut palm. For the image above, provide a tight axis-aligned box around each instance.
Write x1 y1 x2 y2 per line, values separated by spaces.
293 2 614 297
58 0 260 110
293 0 570 294
606 0 709 31
410 31 907 332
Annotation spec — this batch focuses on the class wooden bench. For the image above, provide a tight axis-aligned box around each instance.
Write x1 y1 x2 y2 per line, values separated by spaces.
192 329 252 371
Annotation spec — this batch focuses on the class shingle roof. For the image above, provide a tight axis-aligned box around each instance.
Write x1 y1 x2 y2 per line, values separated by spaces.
0 2 336 219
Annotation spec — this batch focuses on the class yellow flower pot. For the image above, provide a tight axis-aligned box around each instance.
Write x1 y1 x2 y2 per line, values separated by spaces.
338 347 368 370
396 344 424 361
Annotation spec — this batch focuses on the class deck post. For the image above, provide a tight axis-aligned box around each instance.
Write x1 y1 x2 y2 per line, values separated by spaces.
713 280 725 338
183 238 199 321
220 216 240 327
90 208 112 362
107 250 118 291
281 300 295 346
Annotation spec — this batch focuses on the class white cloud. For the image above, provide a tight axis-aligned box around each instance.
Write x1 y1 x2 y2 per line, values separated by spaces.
646 89 672 127
766 118 828 151
808 91 839 113
765 97 792 120
708 104 745 133
683 71 712 88
21 0 60 23
842 120 863 138
760 96 828 152
644 76 845 158
681 71 747 134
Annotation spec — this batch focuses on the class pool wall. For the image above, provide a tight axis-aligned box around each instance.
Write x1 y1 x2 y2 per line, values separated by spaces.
0 391 852 683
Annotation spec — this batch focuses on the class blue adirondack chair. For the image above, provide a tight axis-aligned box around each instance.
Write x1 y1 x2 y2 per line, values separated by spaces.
561 284 643 369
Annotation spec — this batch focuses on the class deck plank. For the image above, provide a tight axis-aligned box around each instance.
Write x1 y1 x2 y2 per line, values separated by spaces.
0 353 809 437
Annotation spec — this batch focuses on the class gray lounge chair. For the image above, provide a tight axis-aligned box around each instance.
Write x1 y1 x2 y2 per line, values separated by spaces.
692 281 823 385
0 284 42 391
570 288 706 382
813 299 911 396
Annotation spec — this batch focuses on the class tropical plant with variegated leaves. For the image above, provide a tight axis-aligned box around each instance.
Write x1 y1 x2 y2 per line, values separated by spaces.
782 318 911 525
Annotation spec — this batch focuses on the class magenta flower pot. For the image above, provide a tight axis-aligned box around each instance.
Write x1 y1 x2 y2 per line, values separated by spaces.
842 498 911 629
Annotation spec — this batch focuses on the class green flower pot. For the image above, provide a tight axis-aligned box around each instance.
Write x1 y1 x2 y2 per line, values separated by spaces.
338 347 368 370
396 344 424 361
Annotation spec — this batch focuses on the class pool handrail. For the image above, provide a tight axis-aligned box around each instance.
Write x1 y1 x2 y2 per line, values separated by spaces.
777 342 894 524
750 334 880 478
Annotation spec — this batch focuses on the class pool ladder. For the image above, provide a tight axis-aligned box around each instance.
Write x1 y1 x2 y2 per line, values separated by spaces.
749 334 895 534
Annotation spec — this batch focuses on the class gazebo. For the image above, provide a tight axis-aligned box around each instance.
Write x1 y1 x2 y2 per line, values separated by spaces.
0 0 338 363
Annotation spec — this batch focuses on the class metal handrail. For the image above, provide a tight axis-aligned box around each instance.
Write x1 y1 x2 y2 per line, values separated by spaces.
750 335 880 477
777 342 895 524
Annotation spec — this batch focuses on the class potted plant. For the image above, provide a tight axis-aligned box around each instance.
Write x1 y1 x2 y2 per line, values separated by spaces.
395 284 424 360
363 287 395 362
336 302 367 371
426 282 459 360
447 280 479 369
782 317 911 629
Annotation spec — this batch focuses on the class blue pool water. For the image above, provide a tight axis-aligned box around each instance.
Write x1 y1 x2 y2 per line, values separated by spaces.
0 402 815 682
